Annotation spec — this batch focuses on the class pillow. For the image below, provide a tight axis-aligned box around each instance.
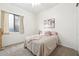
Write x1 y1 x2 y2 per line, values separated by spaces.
44 31 58 36
39 31 45 35
51 31 58 35
44 31 52 36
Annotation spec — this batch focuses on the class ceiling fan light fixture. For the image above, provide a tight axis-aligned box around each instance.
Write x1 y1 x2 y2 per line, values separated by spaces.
32 2 41 7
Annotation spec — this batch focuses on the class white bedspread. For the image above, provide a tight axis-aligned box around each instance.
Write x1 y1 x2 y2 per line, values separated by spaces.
24 35 58 56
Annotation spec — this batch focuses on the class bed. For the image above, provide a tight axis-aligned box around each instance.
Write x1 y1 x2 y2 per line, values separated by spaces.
24 31 59 56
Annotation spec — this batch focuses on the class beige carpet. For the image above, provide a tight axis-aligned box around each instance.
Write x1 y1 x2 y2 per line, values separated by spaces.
0 43 78 56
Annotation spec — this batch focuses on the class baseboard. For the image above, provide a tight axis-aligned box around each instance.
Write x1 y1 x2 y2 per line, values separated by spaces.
0 47 5 51
2 41 24 49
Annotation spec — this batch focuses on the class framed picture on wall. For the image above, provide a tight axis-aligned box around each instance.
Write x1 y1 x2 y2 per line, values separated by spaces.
44 18 55 28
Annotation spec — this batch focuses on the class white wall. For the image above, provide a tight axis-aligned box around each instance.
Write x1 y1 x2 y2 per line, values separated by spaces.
77 6 79 53
0 3 37 46
37 3 77 51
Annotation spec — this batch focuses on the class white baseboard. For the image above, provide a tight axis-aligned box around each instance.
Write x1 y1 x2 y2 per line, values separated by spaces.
1 41 24 49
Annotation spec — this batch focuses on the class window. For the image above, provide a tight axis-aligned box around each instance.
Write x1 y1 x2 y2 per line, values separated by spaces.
9 14 20 32
1 10 24 33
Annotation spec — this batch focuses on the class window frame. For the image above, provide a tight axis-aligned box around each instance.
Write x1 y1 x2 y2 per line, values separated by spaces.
9 13 20 32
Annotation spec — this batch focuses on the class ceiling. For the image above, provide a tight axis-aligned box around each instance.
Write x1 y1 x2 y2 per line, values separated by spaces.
12 3 58 14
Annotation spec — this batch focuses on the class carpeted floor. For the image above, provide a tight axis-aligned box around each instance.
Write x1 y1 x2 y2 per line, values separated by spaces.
0 43 78 56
